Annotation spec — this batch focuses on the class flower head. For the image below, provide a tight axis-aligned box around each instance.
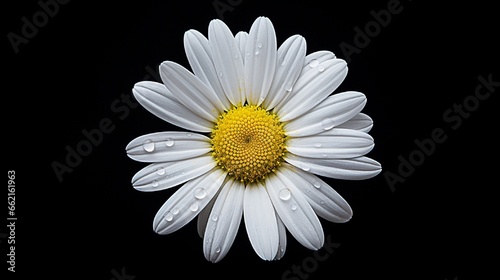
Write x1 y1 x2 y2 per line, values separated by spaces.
126 16 381 262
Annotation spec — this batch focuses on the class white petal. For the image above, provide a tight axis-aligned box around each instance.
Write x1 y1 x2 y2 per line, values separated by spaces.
274 214 287 260
196 179 230 238
285 91 367 137
277 58 348 121
209 19 245 105
243 182 279 260
126 131 211 163
264 35 306 110
281 164 352 223
132 81 212 132
266 172 324 250
132 155 216 192
197 185 223 238
244 16 277 106
184 30 231 110
285 154 382 180
160 61 222 121
235 31 248 64
287 128 374 159
204 179 245 263
153 168 227 235
271 50 333 112
335 113 373 133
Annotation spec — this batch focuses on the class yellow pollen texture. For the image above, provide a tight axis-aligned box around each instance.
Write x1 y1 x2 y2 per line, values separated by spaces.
211 104 287 183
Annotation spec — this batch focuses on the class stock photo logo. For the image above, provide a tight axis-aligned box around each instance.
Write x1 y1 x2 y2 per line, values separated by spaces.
125 16 381 262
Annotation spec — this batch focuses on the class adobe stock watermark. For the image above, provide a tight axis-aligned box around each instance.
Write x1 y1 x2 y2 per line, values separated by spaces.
338 0 412 63
384 73 498 191
7 0 71 54
51 65 161 183
110 267 135 280
282 235 341 280
212 0 244 20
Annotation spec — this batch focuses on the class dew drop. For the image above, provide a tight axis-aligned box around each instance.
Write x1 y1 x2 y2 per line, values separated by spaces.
318 65 325 72
151 180 159 187
194 188 207 199
190 202 199 212
300 163 311 171
234 53 239 59
320 200 325 205
313 181 321 189
215 247 221 254
165 138 175 147
279 188 291 201
321 118 335 130
186 133 192 137
172 207 179 215
257 42 263 48
314 143 322 148
309 59 319 68
156 167 165 175
164 212 173 222
142 139 155 152
290 203 298 211
284 82 293 92
218 71 224 77
255 50 260 55
211 215 218 222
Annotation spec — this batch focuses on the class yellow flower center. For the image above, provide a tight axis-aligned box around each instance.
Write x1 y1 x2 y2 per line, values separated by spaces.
211 104 287 183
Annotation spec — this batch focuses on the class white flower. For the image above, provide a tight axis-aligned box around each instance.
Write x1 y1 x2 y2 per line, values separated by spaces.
126 16 381 262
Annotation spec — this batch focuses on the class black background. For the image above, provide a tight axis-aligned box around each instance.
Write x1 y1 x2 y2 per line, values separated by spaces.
3 0 498 279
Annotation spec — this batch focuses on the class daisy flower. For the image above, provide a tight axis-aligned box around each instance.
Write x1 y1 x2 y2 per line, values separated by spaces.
126 16 381 262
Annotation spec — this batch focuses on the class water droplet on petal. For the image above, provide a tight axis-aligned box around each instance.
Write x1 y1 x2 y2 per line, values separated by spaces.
156 167 165 175
165 138 175 147
219 71 224 77
190 202 199 212
313 181 321 189
314 143 322 148
194 188 207 199
318 65 325 72
255 50 260 55
215 247 221 253
257 42 263 48
151 180 159 187
142 139 155 152
279 188 291 201
172 207 179 215
186 133 192 137
285 82 293 92
309 59 319 68
290 203 298 211
211 215 218 222
300 163 311 171
234 53 239 59
164 212 173 222
321 118 335 130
